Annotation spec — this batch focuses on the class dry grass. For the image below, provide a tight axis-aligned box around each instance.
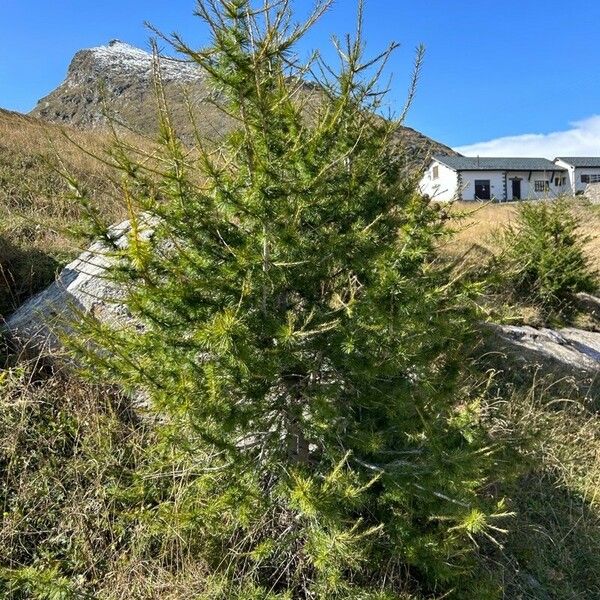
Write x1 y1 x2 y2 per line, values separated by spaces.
3 360 600 598
481 382 600 598
0 108 122 221
0 109 130 316
0 362 216 599
443 200 600 265
2 118 600 595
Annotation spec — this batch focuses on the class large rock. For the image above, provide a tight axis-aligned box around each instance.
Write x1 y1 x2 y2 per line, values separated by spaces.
4 219 135 355
487 324 600 370
484 322 600 394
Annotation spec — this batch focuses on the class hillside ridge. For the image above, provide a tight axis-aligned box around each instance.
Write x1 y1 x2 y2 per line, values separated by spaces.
29 40 458 161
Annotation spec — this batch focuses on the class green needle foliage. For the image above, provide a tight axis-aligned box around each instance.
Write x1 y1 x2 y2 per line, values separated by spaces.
495 200 597 319
70 1 509 597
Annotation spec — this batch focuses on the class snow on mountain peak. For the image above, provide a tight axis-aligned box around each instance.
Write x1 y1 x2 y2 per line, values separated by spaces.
86 40 202 83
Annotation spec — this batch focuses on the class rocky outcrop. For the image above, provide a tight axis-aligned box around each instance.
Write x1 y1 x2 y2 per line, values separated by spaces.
486 323 600 373
481 322 599 396
30 40 226 143
29 41 458 165
4 219 134 355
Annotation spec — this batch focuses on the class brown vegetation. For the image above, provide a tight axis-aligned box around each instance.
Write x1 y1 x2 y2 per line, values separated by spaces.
0 109 126 316
1 106 600 597
445 200 600 263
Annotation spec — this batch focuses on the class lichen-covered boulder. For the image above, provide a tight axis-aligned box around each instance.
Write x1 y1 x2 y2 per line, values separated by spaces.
4 219 135 354
484 322 600 394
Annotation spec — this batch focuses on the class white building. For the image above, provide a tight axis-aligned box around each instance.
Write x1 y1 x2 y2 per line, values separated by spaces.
420 156 569 202
553 157 600 194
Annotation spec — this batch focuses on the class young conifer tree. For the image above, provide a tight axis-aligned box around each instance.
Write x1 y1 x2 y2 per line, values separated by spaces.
73 1 509 597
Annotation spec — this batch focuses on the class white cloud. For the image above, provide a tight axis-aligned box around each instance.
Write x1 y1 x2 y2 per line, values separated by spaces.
454 115 600 159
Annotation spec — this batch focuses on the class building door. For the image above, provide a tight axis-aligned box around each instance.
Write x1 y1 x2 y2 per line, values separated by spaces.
511 179 521 200
474 180 491 200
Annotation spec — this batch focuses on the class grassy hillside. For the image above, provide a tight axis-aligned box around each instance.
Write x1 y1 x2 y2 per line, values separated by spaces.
447 201 600 263
1 106 600 597
0 109 126 317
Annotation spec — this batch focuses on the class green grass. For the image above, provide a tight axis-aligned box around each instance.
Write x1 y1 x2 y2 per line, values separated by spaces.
1 360 600 598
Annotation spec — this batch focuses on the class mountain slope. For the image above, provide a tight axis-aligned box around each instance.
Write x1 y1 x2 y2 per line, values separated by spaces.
31 41 231 144
30 41 458 164
0 108 126 316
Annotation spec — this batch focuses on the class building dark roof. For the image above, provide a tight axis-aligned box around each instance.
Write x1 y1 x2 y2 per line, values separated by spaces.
555 157 600 168
434 155 565 172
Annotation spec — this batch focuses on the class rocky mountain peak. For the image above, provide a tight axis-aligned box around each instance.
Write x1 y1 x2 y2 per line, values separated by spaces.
65 40 202 84
30 41 458 162
31 40 209 132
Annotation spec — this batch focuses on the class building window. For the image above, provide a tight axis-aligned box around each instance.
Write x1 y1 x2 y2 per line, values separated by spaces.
474 180 491 200
582 174 600 183
432 165 439 179
555 176 566 186
534 180 549 192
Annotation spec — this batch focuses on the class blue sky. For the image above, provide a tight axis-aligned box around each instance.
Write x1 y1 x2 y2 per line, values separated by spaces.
2 0 600 156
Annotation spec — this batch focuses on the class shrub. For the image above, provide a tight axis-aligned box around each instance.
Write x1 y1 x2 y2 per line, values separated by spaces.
496 200 597 316
66 1 510 597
